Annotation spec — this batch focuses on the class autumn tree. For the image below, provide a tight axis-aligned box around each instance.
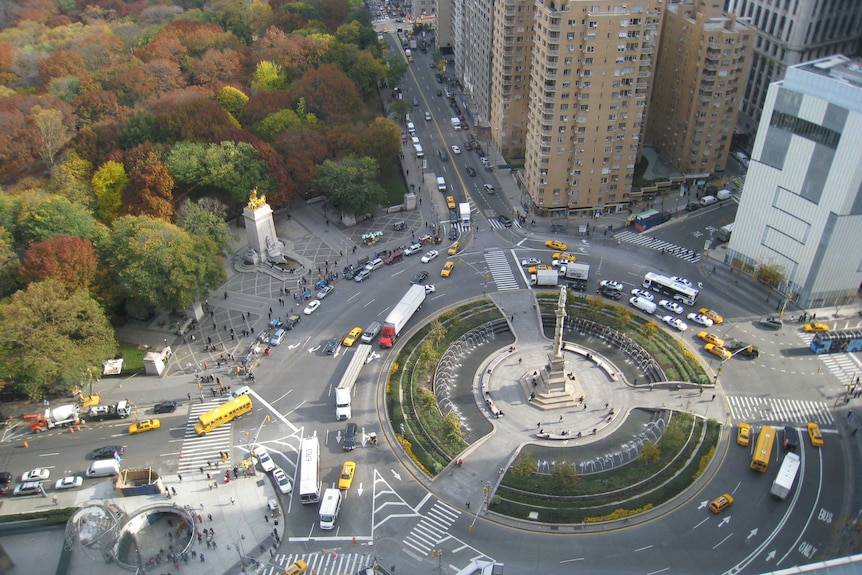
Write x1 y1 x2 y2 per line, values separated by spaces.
0 226 20 298
216 85 249 119
361 117 400 169
175 197 234 254
91 159 127 222
312 154 383 216
293 64 361 123
49 151 94 206
551 461 578 490
189 48 243 89
0 279 117 400
71 89 119 128
31 104 72 166
756 262 785 289
119 111 161 149
274 127 330 197
19 234 99 291
105 215 226 317
252 60 286 91
122 144 175 220
154 96 240 144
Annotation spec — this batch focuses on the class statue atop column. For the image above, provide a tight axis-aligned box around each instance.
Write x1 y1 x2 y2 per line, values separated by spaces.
552 286 567 359
242 189 286 264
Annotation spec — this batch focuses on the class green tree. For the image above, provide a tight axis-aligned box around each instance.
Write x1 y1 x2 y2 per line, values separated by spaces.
551 461 578 490
641 320 658 339
0 227 20 298
312 154 383 216
106 215 226 317
361 117 400 168
16 195 101 246
91 160 128 222
175 197 234 254
119 111 161 149
640 441 661 464
0 280 116 400
385 56 407 88
49 151 94 207
166 141 275 203
417 339 437 374
257 109 303 141
216 85 249 119
443 412 463 444
252 60 286 91
427 320 447 347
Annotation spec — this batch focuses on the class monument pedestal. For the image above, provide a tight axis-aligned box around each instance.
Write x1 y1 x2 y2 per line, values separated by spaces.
242 191 287 263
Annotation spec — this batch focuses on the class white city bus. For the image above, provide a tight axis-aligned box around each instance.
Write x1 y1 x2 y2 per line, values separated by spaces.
642 272 699 306
298 436 321 504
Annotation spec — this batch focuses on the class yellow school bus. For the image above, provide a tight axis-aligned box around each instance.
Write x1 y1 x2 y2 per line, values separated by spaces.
194 395 253 436
750 425 775 472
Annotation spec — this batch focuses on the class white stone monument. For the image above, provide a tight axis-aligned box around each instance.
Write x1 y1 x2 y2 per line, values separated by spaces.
242 189 286 263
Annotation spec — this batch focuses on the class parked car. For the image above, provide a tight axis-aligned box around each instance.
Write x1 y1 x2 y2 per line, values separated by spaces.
317 285 335 299
272 467 292 494
13 481 44 496
353 269 371 282
403 243 423 256
254 446 276 473
55 476 83 490
21 468 50 482
153 401 177 414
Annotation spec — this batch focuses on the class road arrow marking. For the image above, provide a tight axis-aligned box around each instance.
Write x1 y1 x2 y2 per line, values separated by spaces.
747 528 758 540
309 345 321 352
288 343 301 350
766 550 776 561
698 500 709 509
719 516 731 527
357 483 363 496
391 470 401 481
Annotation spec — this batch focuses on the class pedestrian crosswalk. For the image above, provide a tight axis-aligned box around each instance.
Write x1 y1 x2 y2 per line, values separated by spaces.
484 250 520 291
613 230 702 263
728 396 835 427
488 217 523 230
797 332 860 385
261 552 375 575
177 399 235 475
402 500 461 558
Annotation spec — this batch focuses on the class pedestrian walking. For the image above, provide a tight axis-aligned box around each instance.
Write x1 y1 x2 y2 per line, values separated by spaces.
537 422 541 429
274 519 279 527
177 474 182 482
711 394 716 401
208 514 212 521
171 487 177 496
264 515 268 523
201 553 205 562
188 393 192 402
466 501 470 509
559 414 563 422
230 496 235 505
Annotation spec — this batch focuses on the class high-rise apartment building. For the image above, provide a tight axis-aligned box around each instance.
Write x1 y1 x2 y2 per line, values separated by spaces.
726 0 862 138
449 0 493 123
727 55 862 308
489 0 535 159
521 0 663 217
646 1 754 176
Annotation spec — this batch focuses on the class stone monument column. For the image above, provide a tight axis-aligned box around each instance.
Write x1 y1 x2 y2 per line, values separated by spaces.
532 287 583 409
242 189 286 263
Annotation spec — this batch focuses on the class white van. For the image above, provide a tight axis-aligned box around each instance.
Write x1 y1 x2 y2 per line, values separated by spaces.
414 144 424 158
437 176 447 192
360 321 381 343
410 136 420 146
406 121 415 134
629 296 657 315
716 189 732 201
318 488 342 530
232 385 251 398
699 195 717 206
269 328 287 346
86 459 120 478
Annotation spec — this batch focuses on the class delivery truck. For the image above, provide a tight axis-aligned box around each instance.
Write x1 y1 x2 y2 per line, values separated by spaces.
334 344 373 420
450 117 461 130
530 269 558 287
770 452 800 500
459 202 471 225
379 285 426 348
563 262 590 291
87 400 132 422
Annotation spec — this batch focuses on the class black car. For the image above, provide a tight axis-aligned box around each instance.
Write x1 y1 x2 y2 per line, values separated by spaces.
498 215 512 228
685 202 702 212
438 149 448 162
324 337 339 355
411 271 429 284
465 166 476 177
343 422 357 451
598 287 623 300
285 314 301 330
448 227 458 240
91 445 124 460
153 401 177 414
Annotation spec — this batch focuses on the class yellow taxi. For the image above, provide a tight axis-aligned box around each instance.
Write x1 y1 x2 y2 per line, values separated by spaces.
129 419 160 435
709 493 734 514
446 195 456 209
342 327 363 347
704 343 732 360
545 240 568 251
338 461 356 490
447 241 461 256
698 308 724 324
527 264 553 275
803 322 830 333
697 331 724 346
552 252 577 263
282 560 308 575
807 422 824 447
441 261 454 277
736 422 751 446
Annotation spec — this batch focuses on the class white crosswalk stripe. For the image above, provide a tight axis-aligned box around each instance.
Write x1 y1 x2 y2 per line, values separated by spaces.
484 250 520 291
728 396 835 427
488 218 522 230
177 399 235 474
403 500 461 557
797 332 860 385
613 230 702 263
263 552 374 575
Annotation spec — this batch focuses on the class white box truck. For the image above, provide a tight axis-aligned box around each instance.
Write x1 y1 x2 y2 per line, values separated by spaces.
319 488 342 530
770 452 800 500
437 176 447 192
530 269 558 287
459 202 471 225
334 344 372 420
564 262 590 291
450 117 461 130
379 285 426 348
